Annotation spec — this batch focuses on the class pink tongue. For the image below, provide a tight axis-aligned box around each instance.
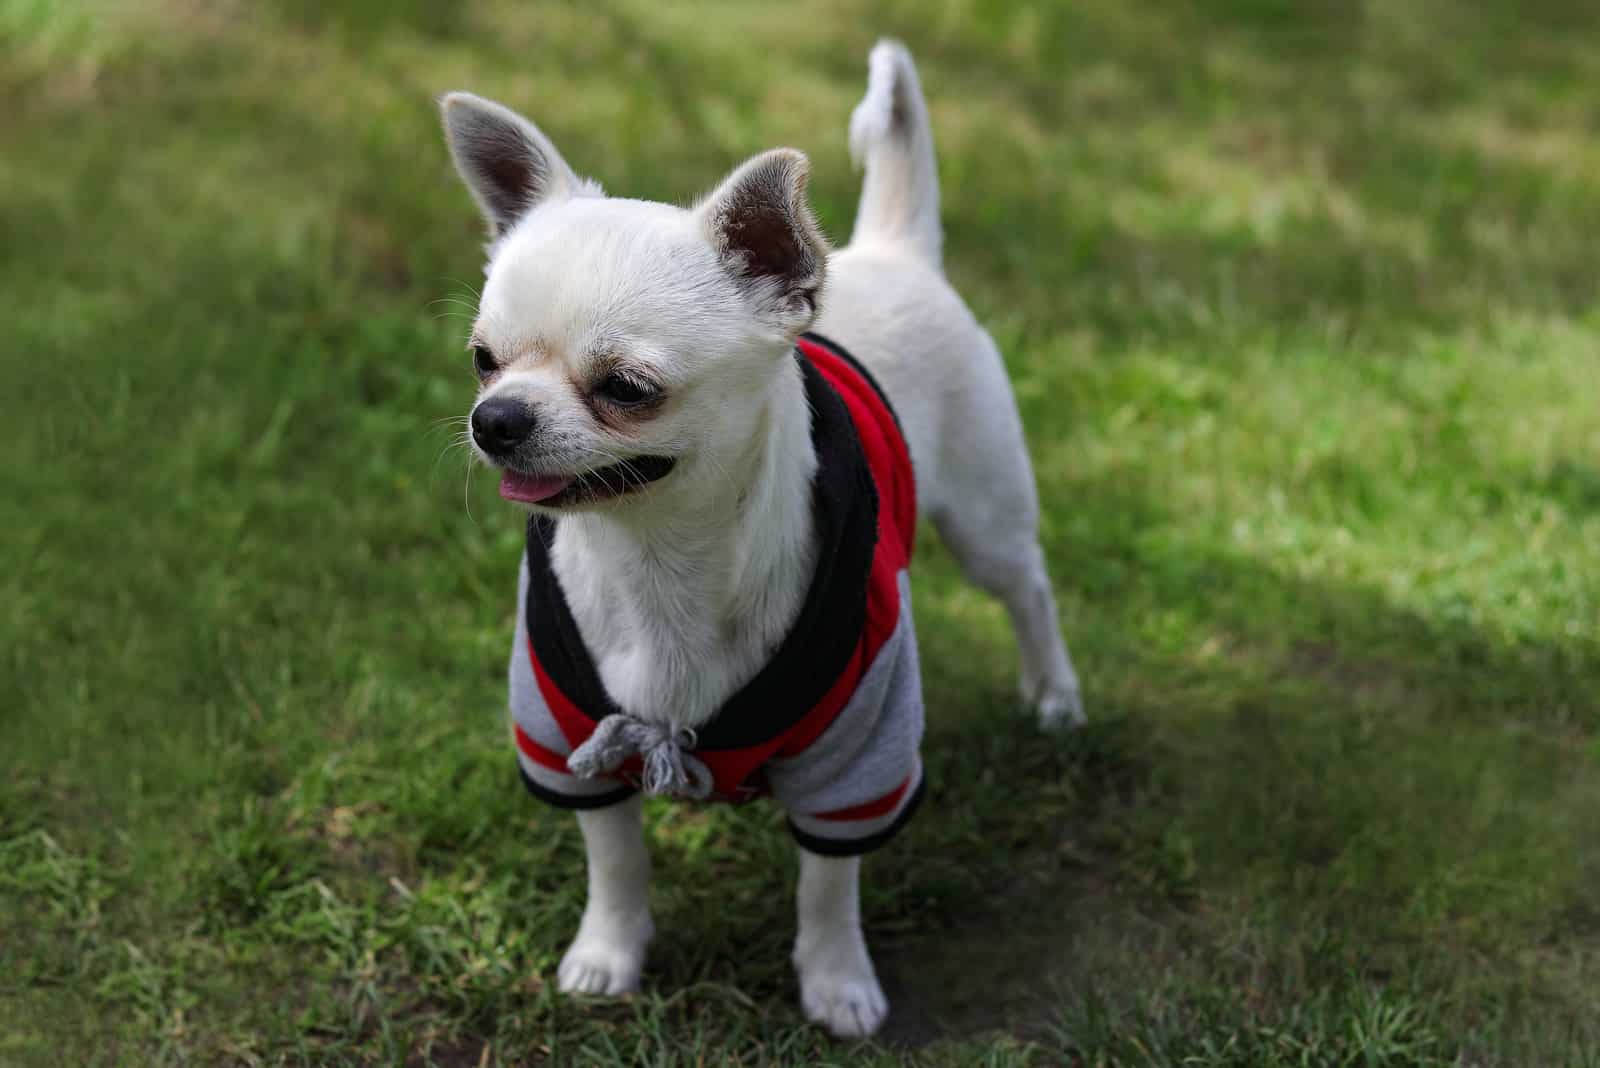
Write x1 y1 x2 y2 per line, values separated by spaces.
499 470 575 504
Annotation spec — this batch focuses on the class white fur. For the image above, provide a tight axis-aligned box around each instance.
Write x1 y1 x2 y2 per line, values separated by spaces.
442 38 1082 1037
558 796 654 995
793 852 887 1037
849 40 943 266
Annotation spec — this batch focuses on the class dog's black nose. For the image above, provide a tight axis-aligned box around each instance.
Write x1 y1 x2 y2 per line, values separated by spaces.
471 397 536 455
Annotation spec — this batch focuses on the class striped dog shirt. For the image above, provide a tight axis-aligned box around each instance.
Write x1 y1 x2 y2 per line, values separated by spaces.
508 333 923 856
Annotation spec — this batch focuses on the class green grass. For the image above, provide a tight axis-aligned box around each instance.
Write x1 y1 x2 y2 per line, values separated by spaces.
3 0 1598 1064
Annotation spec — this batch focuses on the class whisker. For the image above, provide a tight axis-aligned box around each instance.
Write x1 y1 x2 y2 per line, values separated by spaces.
462 451 478 525
441 276 483 303
432 428 477 487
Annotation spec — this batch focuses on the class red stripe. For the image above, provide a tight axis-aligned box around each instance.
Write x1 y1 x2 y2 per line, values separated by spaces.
779 637 862 758
799 336 916 568
513 722 572 774
810 775 911 823
779 338 917 760
528 634 602 751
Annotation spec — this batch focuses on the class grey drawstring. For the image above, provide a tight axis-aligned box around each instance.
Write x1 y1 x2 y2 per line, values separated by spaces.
566 715 714 799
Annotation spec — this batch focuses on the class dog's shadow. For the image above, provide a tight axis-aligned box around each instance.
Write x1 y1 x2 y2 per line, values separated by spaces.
635 701 1145 1046
870 712 1151 1046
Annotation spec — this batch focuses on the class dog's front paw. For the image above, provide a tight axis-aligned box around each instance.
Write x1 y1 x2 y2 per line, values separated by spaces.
557 910 652 996
794 943 888 1038
799 968 889 1038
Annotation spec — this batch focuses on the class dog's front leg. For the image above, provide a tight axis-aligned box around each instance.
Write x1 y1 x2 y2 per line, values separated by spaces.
557 795 654 995
792 850 888 1037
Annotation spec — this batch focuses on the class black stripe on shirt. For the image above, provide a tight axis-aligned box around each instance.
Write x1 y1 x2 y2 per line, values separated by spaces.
786 777 926 857
516 763 636 811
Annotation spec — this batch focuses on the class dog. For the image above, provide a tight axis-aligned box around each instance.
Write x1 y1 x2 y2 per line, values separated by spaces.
440 39 1083 1038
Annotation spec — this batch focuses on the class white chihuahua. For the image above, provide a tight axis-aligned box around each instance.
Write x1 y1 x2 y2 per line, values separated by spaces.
441 40 1082 1038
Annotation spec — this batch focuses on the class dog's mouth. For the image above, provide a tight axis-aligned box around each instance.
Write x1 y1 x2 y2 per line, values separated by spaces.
498 455 676 507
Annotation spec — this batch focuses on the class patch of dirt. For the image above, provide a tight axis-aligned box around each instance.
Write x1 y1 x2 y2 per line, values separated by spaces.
406 1037 490 1068
1286 639 1411 700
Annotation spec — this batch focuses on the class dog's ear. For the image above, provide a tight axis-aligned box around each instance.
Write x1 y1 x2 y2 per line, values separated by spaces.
440 92 600 238
697 149 828 334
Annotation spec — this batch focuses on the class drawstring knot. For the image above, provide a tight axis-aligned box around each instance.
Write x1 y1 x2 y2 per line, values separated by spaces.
566 715 714 799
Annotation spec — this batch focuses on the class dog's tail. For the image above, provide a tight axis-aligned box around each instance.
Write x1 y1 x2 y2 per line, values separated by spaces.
848 40 942 267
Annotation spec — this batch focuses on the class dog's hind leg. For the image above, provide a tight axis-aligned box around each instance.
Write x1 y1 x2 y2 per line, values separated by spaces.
932 500 1085 729
840 37 1083 727
557 796 654 995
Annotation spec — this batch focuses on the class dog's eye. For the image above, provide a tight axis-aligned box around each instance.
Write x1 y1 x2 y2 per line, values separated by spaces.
596 372 656 407
471 344 497 380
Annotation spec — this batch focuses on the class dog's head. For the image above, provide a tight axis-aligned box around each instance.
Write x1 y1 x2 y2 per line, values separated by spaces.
440 93 828 512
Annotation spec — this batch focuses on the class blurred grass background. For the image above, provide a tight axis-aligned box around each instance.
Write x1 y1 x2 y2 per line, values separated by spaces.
2 1 1598 1064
